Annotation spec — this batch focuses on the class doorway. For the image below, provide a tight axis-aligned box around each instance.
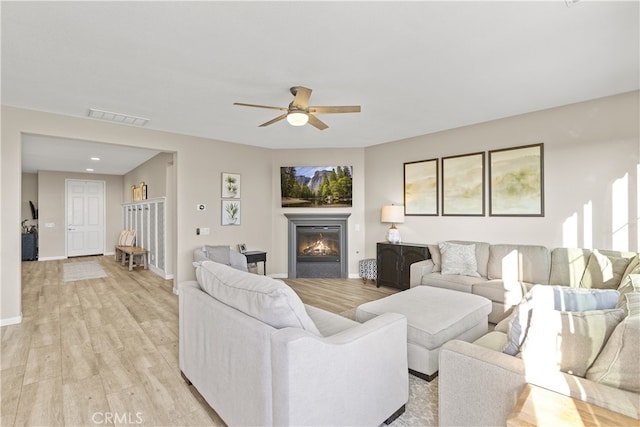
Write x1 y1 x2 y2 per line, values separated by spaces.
66 179 105 257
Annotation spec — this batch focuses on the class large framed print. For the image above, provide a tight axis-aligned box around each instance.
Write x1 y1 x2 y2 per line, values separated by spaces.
489 143 544 216
404 159 438 216
442 152 485 216
280 166 352 207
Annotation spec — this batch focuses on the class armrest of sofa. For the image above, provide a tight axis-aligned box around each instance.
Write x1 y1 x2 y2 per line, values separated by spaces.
410 259 434 287
228 250 248 272
439 340 526 427
270 312 408 427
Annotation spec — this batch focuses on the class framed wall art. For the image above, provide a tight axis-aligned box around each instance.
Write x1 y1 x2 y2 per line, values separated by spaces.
442 152 485 216
489 143 544 216
404 159 438 215
280 166 353 207
222 173 241 198
222 200 241 225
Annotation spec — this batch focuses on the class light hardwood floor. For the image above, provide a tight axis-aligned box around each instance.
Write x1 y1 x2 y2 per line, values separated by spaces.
1 256 397 426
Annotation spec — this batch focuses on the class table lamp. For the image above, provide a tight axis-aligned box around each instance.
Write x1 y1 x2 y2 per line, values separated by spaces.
381 205 405 243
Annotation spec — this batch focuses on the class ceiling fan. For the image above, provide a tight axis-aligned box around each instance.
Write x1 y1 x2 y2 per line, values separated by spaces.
234 86 360 130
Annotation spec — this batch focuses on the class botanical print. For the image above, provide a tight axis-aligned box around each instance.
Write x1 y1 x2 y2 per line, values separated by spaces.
222 200 240 225
404 159 438 215
280 166 353 207
489 144 544 216
222 173 240 198
442 152 485 216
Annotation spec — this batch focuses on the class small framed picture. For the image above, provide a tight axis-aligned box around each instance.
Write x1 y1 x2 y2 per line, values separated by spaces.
238 243 247 253
222 172 241 198
222 200 241 225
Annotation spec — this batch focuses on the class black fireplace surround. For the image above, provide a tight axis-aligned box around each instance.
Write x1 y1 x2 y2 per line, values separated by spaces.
285 213 350 278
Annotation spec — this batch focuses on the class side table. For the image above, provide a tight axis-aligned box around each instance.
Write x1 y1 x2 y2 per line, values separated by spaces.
244 250 267 275
507 383 637 427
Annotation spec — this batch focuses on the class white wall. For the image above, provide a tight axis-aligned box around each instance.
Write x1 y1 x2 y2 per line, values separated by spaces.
21 173 38 228
364 91 639 256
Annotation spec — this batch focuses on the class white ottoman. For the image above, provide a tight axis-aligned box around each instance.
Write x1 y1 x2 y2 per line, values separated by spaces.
356 286 491 381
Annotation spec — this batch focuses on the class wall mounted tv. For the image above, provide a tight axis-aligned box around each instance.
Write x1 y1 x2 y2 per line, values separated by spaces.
280 166 353 208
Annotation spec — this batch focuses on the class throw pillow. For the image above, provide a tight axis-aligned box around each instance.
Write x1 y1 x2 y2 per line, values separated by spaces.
195 260 321 336
438 242 480 277
427 244 441 272
118 230 136 246
616 273 640 315
580 249 632 289
502 285 620 356
521 308 625 377
586 293 640 392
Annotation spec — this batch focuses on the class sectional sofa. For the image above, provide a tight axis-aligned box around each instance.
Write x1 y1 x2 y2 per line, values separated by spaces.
408 240 639 425
410 240 639 323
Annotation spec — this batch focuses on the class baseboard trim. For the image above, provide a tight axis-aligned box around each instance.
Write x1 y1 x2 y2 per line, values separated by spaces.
37 256 67 261
0 314 23 326
269 273 288 279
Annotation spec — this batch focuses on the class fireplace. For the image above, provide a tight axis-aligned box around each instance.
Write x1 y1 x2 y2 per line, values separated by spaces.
285 213 350 278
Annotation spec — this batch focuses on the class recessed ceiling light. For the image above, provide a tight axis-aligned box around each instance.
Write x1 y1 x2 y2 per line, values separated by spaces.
90 157 100 161
86 168 94 172
87 108 149 126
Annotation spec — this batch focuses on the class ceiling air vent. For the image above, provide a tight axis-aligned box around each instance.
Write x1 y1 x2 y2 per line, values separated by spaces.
87 108 149 126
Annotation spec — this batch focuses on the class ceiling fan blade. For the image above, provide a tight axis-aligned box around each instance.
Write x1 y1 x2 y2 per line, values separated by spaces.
234 102 287 111
307 114 329 130
291 86 312 109
259 113 288 127
308 106 361 114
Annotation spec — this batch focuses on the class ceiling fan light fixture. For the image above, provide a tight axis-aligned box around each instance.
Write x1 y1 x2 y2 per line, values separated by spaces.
286 111 309 126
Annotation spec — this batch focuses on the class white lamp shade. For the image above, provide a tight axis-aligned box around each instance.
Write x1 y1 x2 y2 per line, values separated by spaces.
381 205 405 224
286 112 309 126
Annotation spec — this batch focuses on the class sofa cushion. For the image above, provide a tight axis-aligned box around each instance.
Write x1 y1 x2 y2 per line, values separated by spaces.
420 272 482 294
581 249 633 289
587 293 640 393
521 308 624 377
439 242 481 277
487 244 551 285
472 279 524 306
503 285 620 356
473 331 508 352
427 244 441 272
549 248 591 287
616 274 640 315
195 261 321 335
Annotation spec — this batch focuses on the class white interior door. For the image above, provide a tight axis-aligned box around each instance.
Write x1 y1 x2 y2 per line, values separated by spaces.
66 179 105 257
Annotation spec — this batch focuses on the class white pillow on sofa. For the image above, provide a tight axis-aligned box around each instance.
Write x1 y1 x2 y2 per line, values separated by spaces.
438 242 480 277
503 285 620 356
195 261 321 336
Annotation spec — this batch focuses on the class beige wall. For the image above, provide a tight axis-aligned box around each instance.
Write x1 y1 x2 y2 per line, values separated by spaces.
123 152 174 201
364 91 640 257
36 171 124 260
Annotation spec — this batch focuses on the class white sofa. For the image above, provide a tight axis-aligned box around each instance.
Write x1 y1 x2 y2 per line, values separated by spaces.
439 279 640 425
410 240 639 323
179 261 409 426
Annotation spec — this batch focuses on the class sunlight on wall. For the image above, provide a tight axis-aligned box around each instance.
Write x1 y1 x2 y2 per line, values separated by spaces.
612 173 628 250
583 201 592 249
563 212 578 248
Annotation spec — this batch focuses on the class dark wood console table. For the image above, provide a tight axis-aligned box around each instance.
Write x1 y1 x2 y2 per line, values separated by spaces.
244 250 267 275
377 242 430 290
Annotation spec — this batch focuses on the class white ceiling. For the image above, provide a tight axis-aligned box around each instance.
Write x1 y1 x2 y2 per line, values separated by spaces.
2 1 639 174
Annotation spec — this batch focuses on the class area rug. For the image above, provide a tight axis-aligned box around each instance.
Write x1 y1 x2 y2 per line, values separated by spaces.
63 261 107 282
339 308 438 426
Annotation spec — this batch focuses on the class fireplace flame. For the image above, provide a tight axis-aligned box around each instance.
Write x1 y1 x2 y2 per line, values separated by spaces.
300 234 338 256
